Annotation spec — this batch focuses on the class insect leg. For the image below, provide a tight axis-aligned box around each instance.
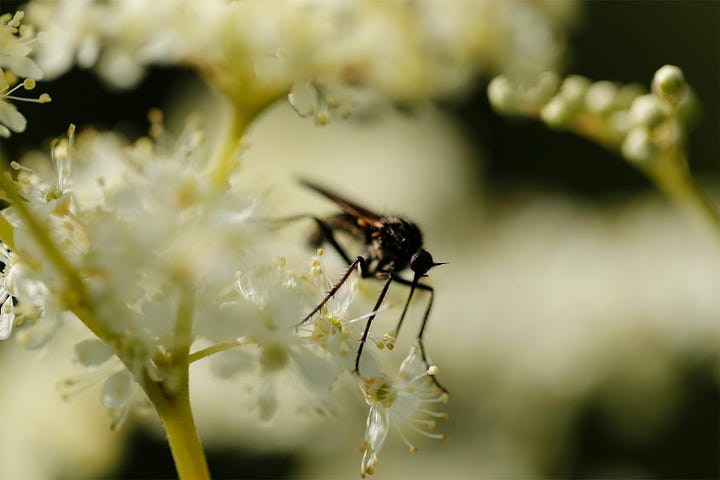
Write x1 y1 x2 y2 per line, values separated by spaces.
391 276 447 392
309 216 354 265
300 256 366 324
391 275 433 338
355 275 393 375
265 213 356 266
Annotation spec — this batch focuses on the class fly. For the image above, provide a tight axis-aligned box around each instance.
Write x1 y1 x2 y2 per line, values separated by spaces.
297 179 446 391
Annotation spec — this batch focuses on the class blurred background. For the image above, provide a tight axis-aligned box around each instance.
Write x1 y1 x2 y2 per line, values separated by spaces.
1 1 718 479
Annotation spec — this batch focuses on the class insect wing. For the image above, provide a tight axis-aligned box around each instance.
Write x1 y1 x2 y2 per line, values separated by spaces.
299 179 384 228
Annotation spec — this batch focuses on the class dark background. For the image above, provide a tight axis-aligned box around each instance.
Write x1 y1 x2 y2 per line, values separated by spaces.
2 1 718 479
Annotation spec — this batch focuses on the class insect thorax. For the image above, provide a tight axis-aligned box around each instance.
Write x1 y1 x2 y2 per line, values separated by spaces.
366 217 423 274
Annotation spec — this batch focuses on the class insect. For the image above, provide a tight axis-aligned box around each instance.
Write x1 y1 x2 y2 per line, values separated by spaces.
297 179 447 391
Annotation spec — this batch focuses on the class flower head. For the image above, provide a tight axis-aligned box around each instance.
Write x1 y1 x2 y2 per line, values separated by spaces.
359 346 448 478
0 11 50 137
0 115 260 381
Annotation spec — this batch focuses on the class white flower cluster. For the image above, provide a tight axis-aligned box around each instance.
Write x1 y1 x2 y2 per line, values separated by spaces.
0 11 51 137
0 118 447 474
26 0 576 117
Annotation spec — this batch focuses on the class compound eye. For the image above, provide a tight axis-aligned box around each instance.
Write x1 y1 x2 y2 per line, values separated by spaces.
410 249 434 276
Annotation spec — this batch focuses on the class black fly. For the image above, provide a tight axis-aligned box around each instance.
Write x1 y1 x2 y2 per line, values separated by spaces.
297 179 446 391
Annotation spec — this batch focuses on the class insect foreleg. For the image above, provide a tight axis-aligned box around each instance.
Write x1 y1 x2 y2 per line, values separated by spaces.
300 256 366 324
310 216 354 265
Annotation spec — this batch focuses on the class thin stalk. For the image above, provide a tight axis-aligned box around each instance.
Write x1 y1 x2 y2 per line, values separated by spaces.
643 151 720 238
189 337 250 364
209 108 252 190
143 282 209 479
149 379 210 480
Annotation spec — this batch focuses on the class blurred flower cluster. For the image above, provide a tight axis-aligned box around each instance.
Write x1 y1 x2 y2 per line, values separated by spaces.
26 0 576 119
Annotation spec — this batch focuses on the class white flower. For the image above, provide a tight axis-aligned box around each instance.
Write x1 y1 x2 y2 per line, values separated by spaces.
0 241 57 346
298 251 376 373
359 346 448 478
0 11 50 137
226 255 342 420
61 337 143 429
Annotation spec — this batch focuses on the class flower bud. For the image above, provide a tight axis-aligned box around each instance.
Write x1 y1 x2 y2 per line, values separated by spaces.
585 81 618 114
622 126 658 163
652 65 686 104
541 96 572 128
487 76 517 113
628 94 667 128
559 75 590 110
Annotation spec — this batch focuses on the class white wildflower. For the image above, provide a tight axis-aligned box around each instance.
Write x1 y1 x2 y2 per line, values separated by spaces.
298 251 372 373
359 346 448 478
227 255 341 420
62 338 143 429
0 11 50 137
0 240 57 345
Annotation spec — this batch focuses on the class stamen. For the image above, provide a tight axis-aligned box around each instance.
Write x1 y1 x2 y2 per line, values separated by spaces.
416 408 449 419
57 362 118 400
347 309 378 326
406 422 448 440
409 371 429 384
393 423 417 453
382 332 396 350
10 160 31 172
110 402 131 431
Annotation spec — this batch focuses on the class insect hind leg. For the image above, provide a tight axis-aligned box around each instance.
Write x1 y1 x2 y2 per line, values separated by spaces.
391 276 447 393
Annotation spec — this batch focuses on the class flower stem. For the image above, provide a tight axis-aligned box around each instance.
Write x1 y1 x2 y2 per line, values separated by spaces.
151 383 211 480
642 151 720 238
207 89 287 190
209 108 252 190
145 283 209 480
189 337 250 364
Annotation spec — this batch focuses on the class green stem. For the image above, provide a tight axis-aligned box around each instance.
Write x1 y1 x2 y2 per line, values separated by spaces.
150 381 210 480
209 108 252 190
172 281 196 368
144 283 209 479
643 151 720 238
189 337 250 364
207 90 288 191
563 115 719 238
